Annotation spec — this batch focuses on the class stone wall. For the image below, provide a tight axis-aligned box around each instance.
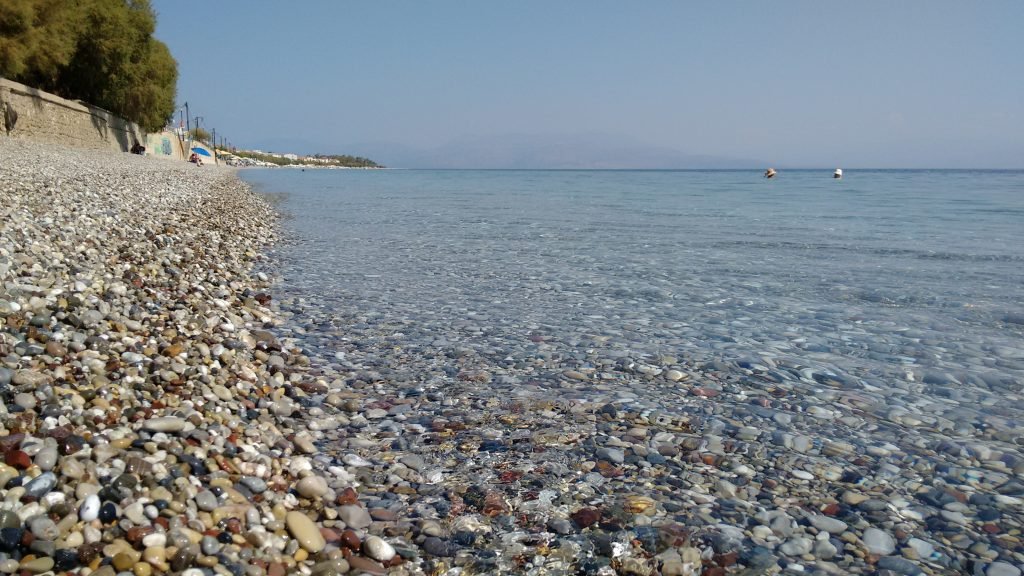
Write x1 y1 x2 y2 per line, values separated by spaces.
0 77 145 153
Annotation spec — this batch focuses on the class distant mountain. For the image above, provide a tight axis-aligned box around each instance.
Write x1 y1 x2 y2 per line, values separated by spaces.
351 134 760 169
247 133 761 170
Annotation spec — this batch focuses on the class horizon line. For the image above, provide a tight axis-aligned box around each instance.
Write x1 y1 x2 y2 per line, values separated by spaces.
373 166 1024 171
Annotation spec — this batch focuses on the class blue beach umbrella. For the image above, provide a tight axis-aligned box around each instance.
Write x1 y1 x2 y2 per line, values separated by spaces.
190 147 212 157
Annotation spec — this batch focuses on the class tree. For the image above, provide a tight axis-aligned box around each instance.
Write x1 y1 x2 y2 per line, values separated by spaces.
188 127 211 143
0 0 81 87
0 0 177 132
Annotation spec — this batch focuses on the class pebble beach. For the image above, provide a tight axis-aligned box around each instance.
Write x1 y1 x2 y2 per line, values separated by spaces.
2 138 1023 576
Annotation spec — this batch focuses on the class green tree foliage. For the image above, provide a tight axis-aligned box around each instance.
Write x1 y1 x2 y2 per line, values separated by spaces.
188 127 211 143
0 0 177 132
0 0 80 87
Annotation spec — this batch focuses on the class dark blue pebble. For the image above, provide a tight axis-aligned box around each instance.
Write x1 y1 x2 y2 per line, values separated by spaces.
422 536 454 557
451 531 476 546
0 527 23 552
53 548 80 571
99 502 118 523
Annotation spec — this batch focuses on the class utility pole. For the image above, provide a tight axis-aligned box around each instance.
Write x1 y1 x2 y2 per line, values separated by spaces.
194 116 204 157
184 102 191 161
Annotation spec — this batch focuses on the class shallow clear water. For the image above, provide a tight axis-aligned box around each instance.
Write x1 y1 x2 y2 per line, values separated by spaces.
243 168 1024 414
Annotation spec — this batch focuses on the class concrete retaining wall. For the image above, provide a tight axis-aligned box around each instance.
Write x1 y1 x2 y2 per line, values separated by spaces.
145 129 188 161
0 77 146 153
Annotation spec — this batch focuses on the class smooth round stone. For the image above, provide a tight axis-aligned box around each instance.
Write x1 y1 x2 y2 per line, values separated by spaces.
239 477 268 493
24 472 57 498
200 535 221 556
0 511 21 529
33 446 58 471
142 417 188 433
271 400 295 417
18 556 53 574
99 501 118 523
337 505 371 529
808 515 848 534
399 454 425 471
13 393 36 410
27 516 59 541
843 487 868 502
80 494 101 522
780 537 813 556
12 370 48 387
596 447 624 464
814 539 838 560
112 552 137 571
988 562 1022 576
195 490 218 512
285 511 326 553
310 559 350 575
907 538 935 559
863 527 896 555
362 535 396 562
342 454 371 467
295 476 329 499
61 459 85 480
665 369 685 381
877 556 924 575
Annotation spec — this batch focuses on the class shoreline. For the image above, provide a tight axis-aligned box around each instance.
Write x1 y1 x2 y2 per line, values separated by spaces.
3 138 1023 576
0 138 384 575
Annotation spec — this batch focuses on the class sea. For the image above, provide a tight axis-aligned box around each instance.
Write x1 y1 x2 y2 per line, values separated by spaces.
241 168 1024 446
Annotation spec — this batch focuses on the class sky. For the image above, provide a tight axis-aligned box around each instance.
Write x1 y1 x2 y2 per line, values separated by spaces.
151 1 1024 168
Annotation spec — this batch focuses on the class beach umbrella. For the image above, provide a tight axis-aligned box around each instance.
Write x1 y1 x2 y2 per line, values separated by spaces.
191 147 212 157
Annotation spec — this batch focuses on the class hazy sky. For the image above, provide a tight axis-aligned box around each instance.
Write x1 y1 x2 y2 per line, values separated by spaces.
152 1 1023 168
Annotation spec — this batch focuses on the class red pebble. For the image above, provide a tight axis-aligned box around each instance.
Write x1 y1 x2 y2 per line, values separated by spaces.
570 507 601 529
320 527 340 543
340 529 361 550
347 557 386 575
337 487 359 505
4 450 31 469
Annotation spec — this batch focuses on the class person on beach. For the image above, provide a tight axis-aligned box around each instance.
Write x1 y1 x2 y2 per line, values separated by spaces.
131 140 146 155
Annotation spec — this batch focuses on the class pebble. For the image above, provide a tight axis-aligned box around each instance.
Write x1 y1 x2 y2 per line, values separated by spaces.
988 563 1022 576
808 515 848 534
79 494 101 522
337 505 372 529
863 527 896 555
362 535 396 562
295 475 329 499
142 417 189 433
286 511 326 553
